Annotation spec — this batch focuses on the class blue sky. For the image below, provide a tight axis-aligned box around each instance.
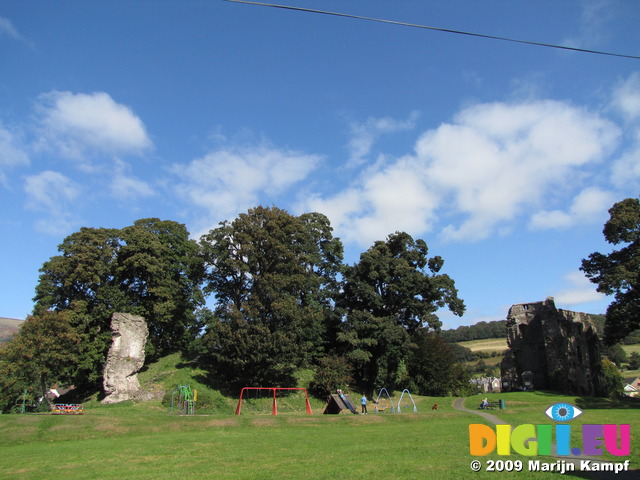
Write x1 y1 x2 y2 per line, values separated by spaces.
1 1 639 328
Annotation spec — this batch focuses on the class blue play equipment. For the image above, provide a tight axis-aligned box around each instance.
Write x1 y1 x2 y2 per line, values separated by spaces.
374 387 395 413
396 389 417 413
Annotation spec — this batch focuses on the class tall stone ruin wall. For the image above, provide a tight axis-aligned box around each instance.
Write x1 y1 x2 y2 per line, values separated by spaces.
500 297 602 396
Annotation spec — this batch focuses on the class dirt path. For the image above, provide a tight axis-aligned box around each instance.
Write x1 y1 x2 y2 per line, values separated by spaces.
453 397 637 480
453 397 509 425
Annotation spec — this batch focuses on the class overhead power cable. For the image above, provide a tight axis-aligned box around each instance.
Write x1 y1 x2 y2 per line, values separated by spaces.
223 0 640 61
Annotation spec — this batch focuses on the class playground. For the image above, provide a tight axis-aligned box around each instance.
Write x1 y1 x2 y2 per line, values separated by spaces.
226 385 418 416
3 355 637 479
1 391 637 479
170 385 197 415
323 388 418 414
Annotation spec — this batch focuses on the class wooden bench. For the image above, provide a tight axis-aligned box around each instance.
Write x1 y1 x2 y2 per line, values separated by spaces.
479 400 501 410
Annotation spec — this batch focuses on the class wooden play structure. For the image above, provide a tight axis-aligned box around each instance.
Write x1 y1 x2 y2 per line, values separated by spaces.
323 393 358 414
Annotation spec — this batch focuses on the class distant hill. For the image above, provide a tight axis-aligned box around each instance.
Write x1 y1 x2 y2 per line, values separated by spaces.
441 320 507 343
585 314 605 335
441 312 609 344
0 317 23 343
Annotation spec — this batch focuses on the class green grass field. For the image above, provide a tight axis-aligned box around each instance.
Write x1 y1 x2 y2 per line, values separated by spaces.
458 338 508 353
1 353 638 479
1 390 637 480
619 345 640 378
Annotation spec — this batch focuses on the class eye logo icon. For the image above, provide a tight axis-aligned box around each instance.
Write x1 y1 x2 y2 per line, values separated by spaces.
544 403 583 422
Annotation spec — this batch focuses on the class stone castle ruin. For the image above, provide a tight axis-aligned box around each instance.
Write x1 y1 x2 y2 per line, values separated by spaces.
102 312 152 404
500 298 603 396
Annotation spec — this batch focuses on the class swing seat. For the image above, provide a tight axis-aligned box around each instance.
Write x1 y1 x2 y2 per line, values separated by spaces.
374 402 389 412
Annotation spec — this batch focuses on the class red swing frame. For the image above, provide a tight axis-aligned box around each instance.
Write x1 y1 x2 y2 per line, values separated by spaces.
234 387 313 415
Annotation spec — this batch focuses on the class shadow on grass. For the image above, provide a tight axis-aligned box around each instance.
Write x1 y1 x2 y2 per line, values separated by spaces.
505 390 640 410
56 382 103 404
192 373 240 398
574 395 640 410
564 470 640 480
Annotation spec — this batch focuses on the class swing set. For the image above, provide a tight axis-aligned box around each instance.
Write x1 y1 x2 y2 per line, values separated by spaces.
373 387 395 413
397 389 418 413
235 387 313 415
373 388 417 413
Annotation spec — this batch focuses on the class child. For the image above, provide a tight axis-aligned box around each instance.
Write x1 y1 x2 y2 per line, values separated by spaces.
361 395 368 414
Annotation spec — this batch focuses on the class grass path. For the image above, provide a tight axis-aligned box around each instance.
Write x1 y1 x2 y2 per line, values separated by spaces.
453 397 508 425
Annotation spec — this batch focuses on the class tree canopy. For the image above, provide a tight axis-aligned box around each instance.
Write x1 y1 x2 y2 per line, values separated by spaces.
581 197 640 344
199 206 343 388
13 208 471 400
33 218 205 386
338 232 465 391
408 329 472 396
0 311 81 411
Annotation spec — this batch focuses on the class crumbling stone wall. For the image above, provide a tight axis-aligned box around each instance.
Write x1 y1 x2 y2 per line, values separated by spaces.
102 313 150 404
500 298 602 396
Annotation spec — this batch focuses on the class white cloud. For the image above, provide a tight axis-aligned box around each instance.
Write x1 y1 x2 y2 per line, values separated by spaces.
609 73 640 188
610 140 640 188
304 189 363 235
561 0 613 51
173 143 321 231
610 72 640 122
347 111 419 166
36 91 152 162
0 16 22 41
553 271 607 306
24 170 81 235
529 187 615 230
110 159 155 200
0 125 29 186
306 157 438 246
309 101 619 247
416 101 619 241
24 170 80 211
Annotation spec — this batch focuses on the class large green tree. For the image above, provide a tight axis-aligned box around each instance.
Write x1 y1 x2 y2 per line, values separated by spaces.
629 352 640 370
0 311 81 412
199 206 343 388
33 218 205 385
407 329 471 396
581 198 640 344
115 219 206 357
33 227 123 385
339 232 465 391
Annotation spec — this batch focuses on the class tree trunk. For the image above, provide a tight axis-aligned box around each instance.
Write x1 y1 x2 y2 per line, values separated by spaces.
41 377 53 409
